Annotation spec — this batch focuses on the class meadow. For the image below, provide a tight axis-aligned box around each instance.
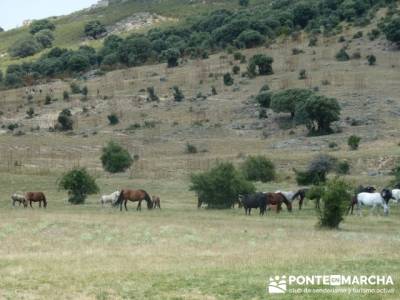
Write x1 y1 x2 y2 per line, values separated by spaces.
0 173 399 299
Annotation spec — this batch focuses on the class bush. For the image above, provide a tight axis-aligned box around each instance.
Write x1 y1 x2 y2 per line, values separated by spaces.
45 95 52 105
309 35 318 47
241 155 275 182
57 109 73 131
84 20 107 39
336 160 350 175
26 107 35 118
232 65 240 74
383 17 400 44
335 48 350 61
173 86 185 102
295 154 337 185
147 87 159 102
190 162 255 209
256 91 272 108
58 168 99 204
34 29 54 48
9 37 41 58
185 143 198 154
107 114 119 125
367 29 380 41
317 179 351 229
30 19 55 35
353 31 363 39
348 135 361 150
367 54 376 66
63 91 70 100
211 86 217 95
70 82 81 94
233 52 244 60
239 0 249 7
298 69 307 79
81 86 89 97
101 141 133 173
235 29 265 48
248 54 274 77
223 73 234 86
162 48 180 67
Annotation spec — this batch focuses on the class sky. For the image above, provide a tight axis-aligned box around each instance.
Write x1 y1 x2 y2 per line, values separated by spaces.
0 0 99 30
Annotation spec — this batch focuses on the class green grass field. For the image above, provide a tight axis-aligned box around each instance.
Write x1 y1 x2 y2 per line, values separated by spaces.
0 173 399 299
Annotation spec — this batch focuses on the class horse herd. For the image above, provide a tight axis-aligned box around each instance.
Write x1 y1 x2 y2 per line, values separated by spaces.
10 185 400 217
11 189 161 211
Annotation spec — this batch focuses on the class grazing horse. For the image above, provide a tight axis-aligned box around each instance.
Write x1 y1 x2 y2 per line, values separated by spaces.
356 189 393 216
240 193 267 215
266 193 292 213
275 189 308 210
348 186 376 215
391 189 400 204
114 189 153 211
25 192 47 208
100 191 120 207
152 196 161 209
11 192 27 207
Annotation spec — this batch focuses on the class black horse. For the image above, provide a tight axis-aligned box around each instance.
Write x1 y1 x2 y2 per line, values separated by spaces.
240 193 267 215
348 185 376 215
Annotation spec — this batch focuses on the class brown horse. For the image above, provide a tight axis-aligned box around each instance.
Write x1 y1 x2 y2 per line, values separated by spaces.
25 192 47 208
152 196 161 209
114 189 153 211
265 193 292 213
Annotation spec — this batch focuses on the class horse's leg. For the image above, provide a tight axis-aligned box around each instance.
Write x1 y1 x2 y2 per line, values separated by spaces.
124 199 128 211
299 197 303 210
39 200 42 208
30 200 33 208
120 200 123 212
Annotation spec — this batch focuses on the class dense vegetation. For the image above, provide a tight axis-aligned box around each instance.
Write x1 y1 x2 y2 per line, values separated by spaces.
1 0 398 90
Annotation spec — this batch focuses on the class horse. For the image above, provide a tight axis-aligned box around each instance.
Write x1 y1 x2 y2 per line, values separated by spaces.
348 185 376 215
25 192 47 208
152 195 161 209
266 193 293 213
114 189 153 211
391 189 400 204
275 189 308 210
100 191 120 207
356 189 393 216
11 192 27 207
240 193 267 215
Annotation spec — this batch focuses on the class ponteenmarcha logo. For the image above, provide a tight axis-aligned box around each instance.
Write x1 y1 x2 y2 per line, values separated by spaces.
268 275 287 294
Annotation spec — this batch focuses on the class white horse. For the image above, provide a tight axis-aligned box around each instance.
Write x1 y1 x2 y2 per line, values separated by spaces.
275 189 307 210
100 191 120 207
357 189 393 216
11 192 26 207
391 189 400 204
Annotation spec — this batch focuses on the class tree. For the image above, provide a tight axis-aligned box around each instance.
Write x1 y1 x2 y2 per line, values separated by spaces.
26 107 35 118
57 109 73 131
295 95 341 135
241 155 275 182
84 20 107 39
190 162 255 209
248 54 274 77
107 114 119 125
232 65 240 74
367 54 376 66
293 1 316 28
9 37 41 58
256 91 272 108
172 86 184 102
147 87 159 102
162 48 180 67
58 168 99 204
29 19 55 35
0 26 4 32
335 48 350 61
295 154 337 185
348 135 361 150
317 179 351 229
383 17 400 44
101 141 133 173
34 29 54 48
270 88 314 119
236 30 265 48
239 0 249 7
68 54 90 73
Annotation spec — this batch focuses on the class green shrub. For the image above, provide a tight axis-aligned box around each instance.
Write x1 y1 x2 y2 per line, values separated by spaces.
223 73 234 86
107 114 119 125
26 107 35 118
70 82 81 94
248 54 274 77
211 86 217 95
57 109 73 131
173 86 185 102
367 54 376 66
190 162 255 209
34 29 54 48
81 86 89 97
383 17 400 44
317 179 351 229
63 91 70 101
295 154 337 185
309 35 318 47
298 69 307 79
147 87 159 102
335 48 350 61
241 155 275 182
348 135 361 150
232 65 240 74
29 19 55 35
336 160 350 174
58 168 99 204
271 88 314 119
328 141 338 149
353 31 363 39
9 37 41 58
45 95 52 105
256 91 272 108
101 141 133 173
185 143 198 154
84 20 107 39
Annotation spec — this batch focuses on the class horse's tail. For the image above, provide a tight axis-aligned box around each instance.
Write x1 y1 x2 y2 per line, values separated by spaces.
142 190 153 209
42 193 47 208
113 190 124 207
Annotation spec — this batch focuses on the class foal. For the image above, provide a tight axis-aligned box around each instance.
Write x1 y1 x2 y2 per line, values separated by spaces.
152 196 161 209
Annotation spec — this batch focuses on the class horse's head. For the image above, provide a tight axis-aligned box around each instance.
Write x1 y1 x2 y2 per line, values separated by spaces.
365 186 376 193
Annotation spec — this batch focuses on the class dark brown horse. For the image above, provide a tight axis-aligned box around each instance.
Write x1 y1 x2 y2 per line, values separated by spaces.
152 196 161 209
266 193 292 213
25 192 47 208
114 189 153 211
